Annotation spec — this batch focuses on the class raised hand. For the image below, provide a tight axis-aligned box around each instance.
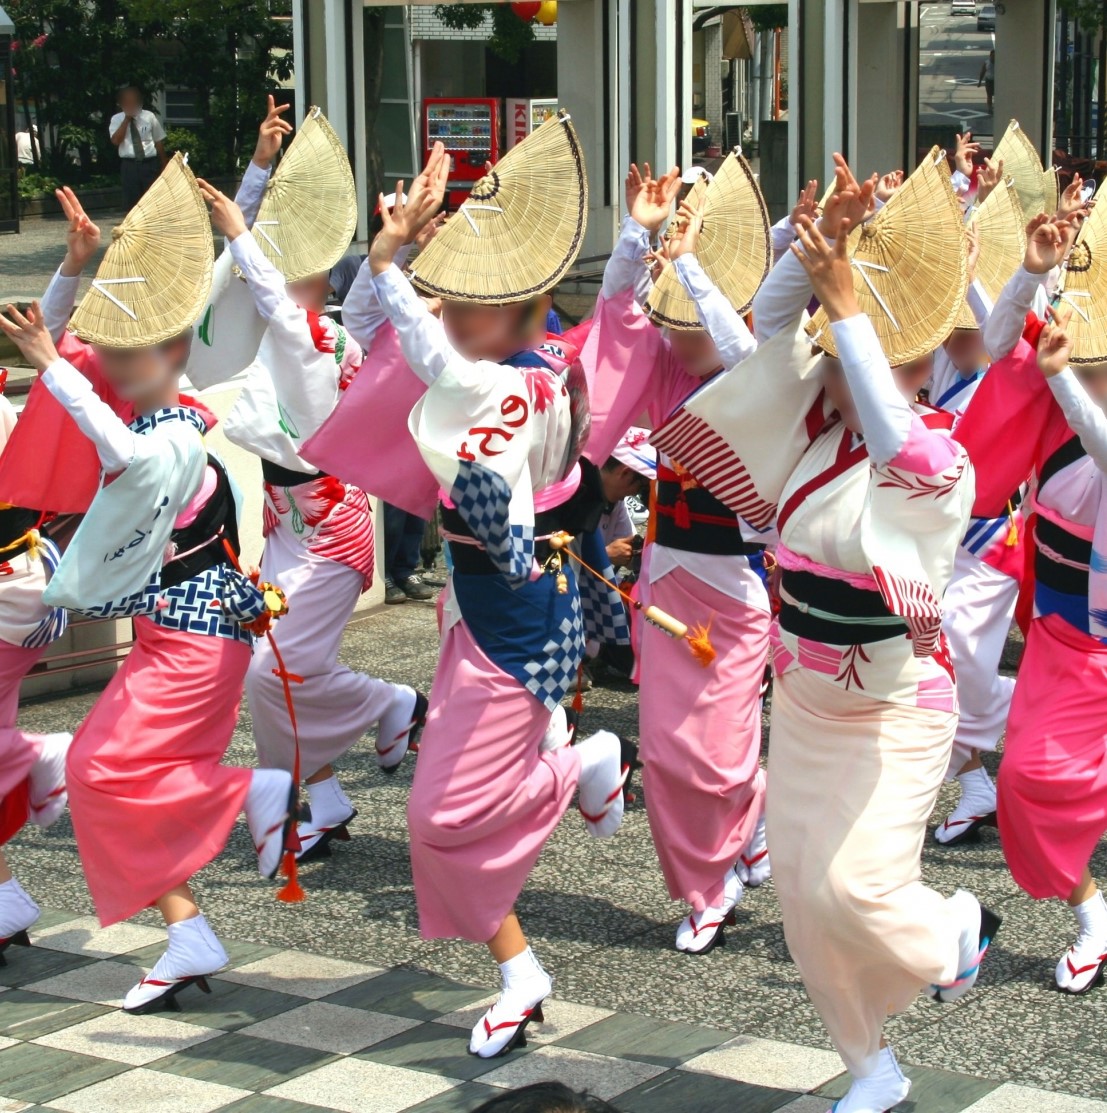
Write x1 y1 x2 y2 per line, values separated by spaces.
55 187 101 276
1037 304 1073 379
818 154 876 237
874 170 904 204
413 210 447 251
0 302 60 373
628 163 682 235
974 156 1004 206
369 144 450 275
790 179 819 226
954 131 981 178
965 222 981 283
1056 173 1095 225
196 179 249 240
667 200 705 261
252 95 293 168
1024 214 1077 275
791 213 857 322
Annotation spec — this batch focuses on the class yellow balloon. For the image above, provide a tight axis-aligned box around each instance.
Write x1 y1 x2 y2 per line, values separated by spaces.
536 0 557 25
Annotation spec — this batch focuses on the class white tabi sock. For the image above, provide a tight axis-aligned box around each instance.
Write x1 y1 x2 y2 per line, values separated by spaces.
1075 890 1107 938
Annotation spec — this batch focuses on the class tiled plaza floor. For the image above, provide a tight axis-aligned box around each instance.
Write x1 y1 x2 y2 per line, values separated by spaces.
5 590 1107 1112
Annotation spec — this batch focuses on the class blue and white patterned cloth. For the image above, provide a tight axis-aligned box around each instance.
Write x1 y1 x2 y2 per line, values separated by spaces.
77 565 265 646
448 460 534 588
452 566 585 713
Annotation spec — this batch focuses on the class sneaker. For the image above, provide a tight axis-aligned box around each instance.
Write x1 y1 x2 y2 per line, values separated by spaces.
401 574 434 601
384 577 408 605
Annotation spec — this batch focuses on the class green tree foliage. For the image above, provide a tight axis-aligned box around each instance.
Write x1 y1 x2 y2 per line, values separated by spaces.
1058 0 1107 31
746 5 788 33
433 3 537 63
8 0 292 179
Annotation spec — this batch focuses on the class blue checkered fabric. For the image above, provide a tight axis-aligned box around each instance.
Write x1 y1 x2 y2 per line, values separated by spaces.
522 590 585 711
576 526 630 647
449 461 534 587
21 536 68 649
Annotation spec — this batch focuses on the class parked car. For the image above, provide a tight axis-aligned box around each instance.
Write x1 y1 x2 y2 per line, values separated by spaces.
977 3 996 31
692 118 711 155
951 0 976 14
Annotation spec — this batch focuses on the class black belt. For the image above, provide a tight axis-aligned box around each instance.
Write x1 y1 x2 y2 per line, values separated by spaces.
1034 517 1090 597
261 459 327 487
444 459 606 577
778 569 908 645
654 479 762 556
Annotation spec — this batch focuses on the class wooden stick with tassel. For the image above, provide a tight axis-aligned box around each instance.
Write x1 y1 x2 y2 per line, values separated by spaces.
547 531 716 667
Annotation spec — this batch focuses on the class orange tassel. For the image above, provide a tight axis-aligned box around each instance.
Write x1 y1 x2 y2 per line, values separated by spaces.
1005 500 1019 547
686 618 716 668
277 850 305 903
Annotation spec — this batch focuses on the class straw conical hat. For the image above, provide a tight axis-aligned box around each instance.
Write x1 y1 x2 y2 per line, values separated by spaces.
805 148 968 365
1055 193 1107 364
953 300 979 331
251 107 357 283
971 178 1027 305
645 152 771 330
409 110 587 303
69 154 213 348
993 119 1058 218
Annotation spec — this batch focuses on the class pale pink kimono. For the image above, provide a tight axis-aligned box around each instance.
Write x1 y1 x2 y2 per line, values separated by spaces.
587 284 770 912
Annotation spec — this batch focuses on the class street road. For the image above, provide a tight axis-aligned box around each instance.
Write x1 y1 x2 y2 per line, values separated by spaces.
919 1 996 141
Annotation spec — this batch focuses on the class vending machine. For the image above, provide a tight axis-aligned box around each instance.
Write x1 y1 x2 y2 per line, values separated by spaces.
423 97 501 209
504 98 559 151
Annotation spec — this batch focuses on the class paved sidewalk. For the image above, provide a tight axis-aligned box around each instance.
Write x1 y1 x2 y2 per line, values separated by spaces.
6 600 1107 1112
2 915 1100 1113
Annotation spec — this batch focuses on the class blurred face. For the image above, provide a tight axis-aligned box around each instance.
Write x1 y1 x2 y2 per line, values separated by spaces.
821 352 931 434
1076 365 1107 406
601 463 647 504
668 327 723 378
287 273 331 314
94 335 189 407
943 328 985 376
118 88 142 115
442 297 548 363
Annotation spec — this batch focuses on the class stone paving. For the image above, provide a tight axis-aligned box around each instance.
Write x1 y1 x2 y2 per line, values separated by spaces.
5 210 1107 1110
3 598 1107 1113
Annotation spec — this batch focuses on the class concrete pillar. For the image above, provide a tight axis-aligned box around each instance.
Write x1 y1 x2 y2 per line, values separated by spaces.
633 0 692 172
556 0 619 253
995 0 1056 159
855 1 914 178
703 21 725 144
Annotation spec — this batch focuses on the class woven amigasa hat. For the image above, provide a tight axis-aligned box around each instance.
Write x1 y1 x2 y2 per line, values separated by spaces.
806 147 969 366
645 152 771 330
970 177 1027 306
69 153 213 348
251 107 357 283
993 119 1060 219
1054 188 1107 364
408 110 587 303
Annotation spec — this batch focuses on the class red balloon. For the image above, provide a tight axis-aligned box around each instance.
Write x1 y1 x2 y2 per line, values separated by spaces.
511 2 542 20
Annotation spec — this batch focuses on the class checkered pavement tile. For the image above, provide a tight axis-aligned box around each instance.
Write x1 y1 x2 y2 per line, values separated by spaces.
0 914 1104 1113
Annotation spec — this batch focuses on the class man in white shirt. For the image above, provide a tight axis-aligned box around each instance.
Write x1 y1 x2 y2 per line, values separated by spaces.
15 125 37 168
108 86 167 211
